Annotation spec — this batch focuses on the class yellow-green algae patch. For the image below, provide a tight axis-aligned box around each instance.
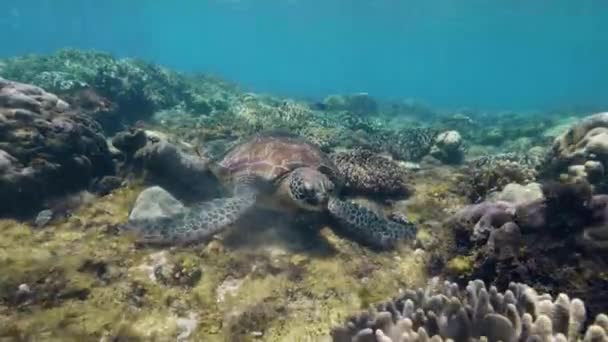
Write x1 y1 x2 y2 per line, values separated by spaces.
445 255 474 279
0 183 443 341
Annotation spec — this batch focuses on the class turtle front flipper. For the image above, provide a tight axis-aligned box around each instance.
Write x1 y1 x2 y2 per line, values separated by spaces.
327 197 417 249
130 188 257 245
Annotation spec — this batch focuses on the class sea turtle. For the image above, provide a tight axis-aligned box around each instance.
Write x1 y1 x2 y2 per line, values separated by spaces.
128 133 417 249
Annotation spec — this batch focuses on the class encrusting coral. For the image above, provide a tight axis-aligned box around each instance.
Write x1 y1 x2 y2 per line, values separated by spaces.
331 277 608 342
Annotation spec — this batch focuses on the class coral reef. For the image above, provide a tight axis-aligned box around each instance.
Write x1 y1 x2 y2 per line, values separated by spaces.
461 153 541 203
323 93 379 116
331 278 607 342
446 180 608 318
331 149 412 199
0 77 114 217
1 49 240 132
2 49 608 341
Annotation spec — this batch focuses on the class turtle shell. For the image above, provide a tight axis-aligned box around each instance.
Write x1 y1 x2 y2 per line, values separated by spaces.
216 133 341 189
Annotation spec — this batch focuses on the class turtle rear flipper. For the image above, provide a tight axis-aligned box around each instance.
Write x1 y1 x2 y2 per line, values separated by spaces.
327 197 417 250
131 188 257 245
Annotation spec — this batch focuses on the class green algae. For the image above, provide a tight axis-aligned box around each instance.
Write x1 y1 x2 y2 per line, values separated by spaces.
0 178 444 341
446 255 474 278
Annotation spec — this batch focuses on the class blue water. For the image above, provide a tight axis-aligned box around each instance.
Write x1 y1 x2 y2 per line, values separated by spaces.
1 0 607 111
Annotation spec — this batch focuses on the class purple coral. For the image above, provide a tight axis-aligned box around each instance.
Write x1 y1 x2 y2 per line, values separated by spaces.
451 201 515 243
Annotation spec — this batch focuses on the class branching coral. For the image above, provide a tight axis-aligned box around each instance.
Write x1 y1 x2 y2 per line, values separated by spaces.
331 278 608 342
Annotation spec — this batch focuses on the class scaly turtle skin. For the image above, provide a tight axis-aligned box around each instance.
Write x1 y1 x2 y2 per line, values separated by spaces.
130 133 417 249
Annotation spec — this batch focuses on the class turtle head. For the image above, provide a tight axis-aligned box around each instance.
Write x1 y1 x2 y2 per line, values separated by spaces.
287 167 335 211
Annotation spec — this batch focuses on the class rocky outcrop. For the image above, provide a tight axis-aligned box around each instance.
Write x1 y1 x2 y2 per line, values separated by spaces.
543 112 608 188
0 77 114 217
112 129 220 201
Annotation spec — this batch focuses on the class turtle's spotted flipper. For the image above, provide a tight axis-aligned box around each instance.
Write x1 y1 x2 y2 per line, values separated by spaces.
131 190 257 245
327 197 417 249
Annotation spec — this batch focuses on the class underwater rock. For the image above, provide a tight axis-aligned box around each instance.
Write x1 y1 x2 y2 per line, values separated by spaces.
225 298 287 338
0 77 114 217
429 130 464 164
331 278 603 342
128 186 187 223
577 193 608 252
330 149 412 199
176 312 199 342
486 221 521 261
111 129 149 160
91 175 123 195
153 256 203 288
487 182 544 205
112 129 218 200
323 93 378 116
34 209 54 228
543 112 608 188
62 87 120 132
